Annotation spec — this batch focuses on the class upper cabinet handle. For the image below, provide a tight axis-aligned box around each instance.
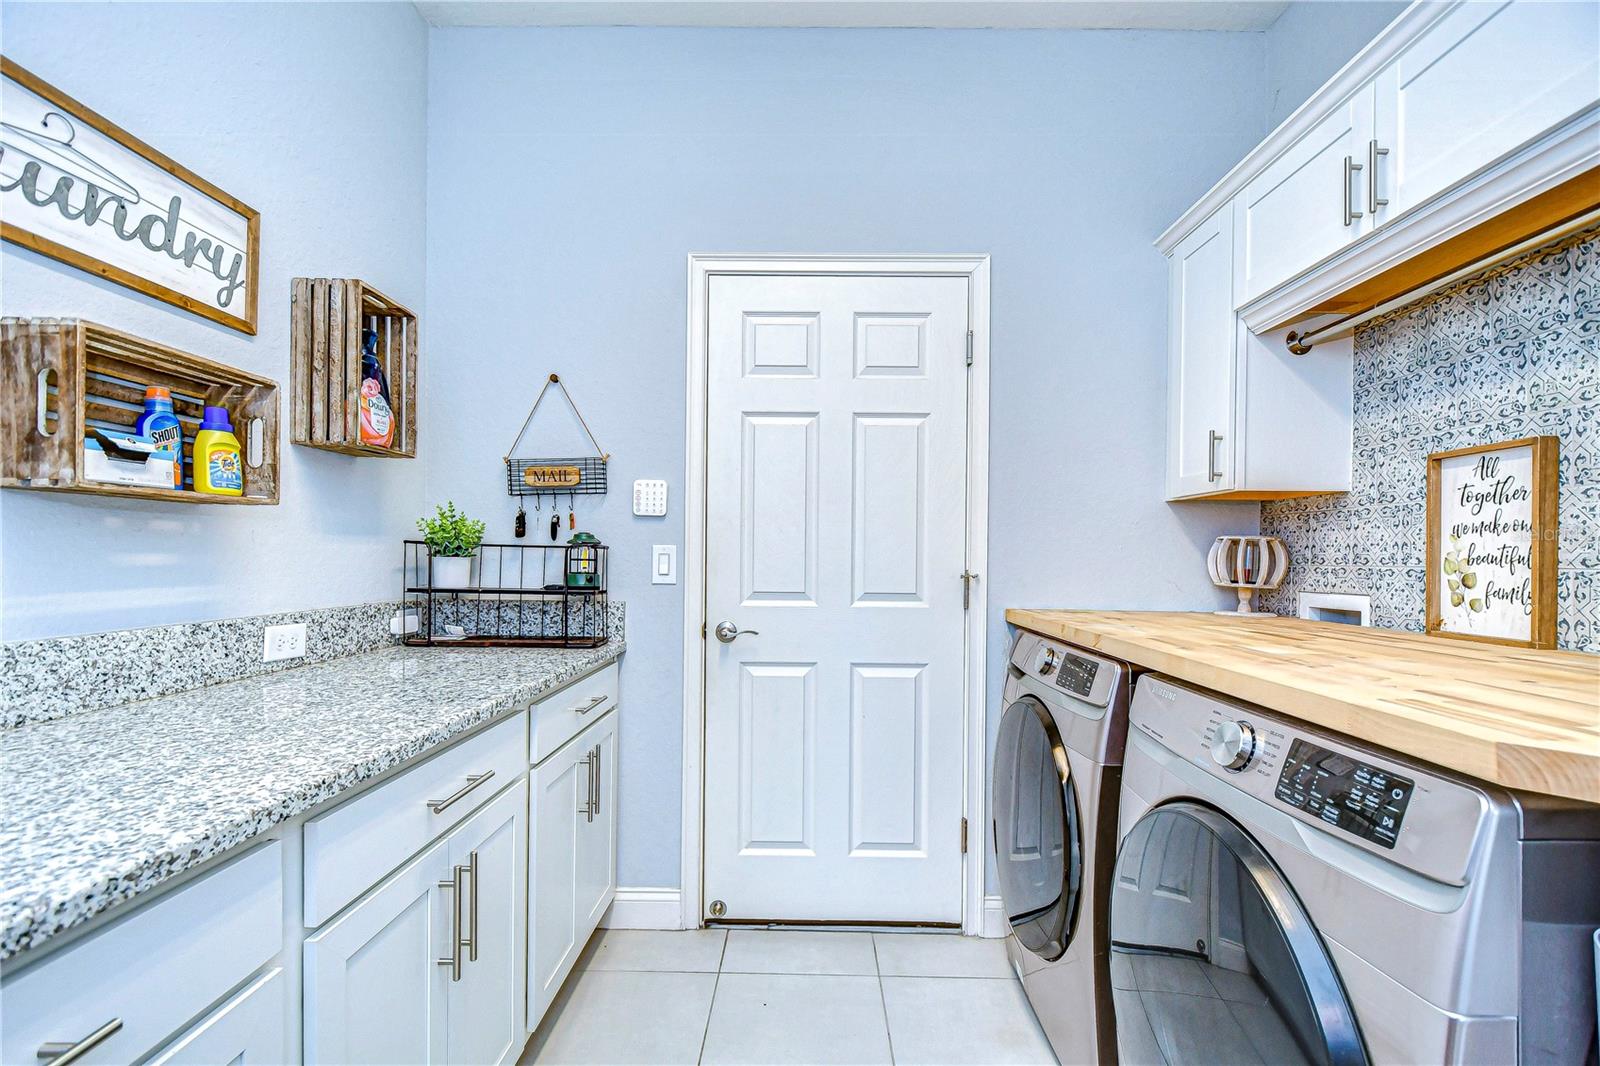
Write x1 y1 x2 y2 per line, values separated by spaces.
1343 155 1364 226
1207 430 1224 483
427 770 495 814
37 1020 123 1065
1367 140 1389 214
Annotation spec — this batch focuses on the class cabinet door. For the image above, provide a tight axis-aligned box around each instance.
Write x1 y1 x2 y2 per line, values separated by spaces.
1166 204 1237 499
528 739 586 1029
576 714 619 934
305 839 450 1065
1374 0 1600 220
148 969 287 1066
446 779 529 1066
1237 83 1376 305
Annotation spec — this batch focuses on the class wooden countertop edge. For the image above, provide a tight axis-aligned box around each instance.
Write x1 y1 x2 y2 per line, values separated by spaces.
1005 609 1600 805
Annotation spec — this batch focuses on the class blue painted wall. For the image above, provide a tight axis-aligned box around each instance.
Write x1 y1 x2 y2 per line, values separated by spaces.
1265 0 1408 129
425 27 1268 889
0 2 429 640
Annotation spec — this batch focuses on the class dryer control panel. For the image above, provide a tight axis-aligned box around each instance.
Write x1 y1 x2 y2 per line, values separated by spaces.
1275 739 1414 849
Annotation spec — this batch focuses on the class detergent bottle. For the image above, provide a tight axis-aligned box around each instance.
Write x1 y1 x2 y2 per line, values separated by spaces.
358 328 396 448
192 406 244 496
134 386 183 489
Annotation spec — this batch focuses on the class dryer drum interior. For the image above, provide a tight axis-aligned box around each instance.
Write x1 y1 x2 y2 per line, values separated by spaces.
992 695 1082 962
1109 802 1369 1066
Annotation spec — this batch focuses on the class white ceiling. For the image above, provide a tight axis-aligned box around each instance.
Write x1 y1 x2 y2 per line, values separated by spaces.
413 0 1294 32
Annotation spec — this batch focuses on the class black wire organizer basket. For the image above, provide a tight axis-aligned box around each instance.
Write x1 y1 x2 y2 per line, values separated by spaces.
401 540 609 648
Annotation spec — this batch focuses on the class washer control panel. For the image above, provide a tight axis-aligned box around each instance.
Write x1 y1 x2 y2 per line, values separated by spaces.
1051 651 1100 699
1275 739 1413 849
1009 632 1119 710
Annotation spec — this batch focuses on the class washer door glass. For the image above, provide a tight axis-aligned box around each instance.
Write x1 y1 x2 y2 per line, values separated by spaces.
992 696 1080 962
1110 803 1368 1066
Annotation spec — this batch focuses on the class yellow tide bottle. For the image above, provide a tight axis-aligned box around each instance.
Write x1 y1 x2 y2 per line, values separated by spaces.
193 406 244 496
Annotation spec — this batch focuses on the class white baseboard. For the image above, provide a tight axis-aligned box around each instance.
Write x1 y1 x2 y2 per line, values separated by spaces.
981 895 1009 939
601 887 684 930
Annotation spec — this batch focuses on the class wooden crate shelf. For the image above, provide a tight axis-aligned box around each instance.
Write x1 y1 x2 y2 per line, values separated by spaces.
0 318 280 504
290 278 417 458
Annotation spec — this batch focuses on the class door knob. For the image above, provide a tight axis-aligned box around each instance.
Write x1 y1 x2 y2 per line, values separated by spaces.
714 621 758 643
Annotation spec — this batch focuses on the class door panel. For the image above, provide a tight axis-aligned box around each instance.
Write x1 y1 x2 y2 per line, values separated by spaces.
1166 205 1237 498
528 744 582 1028
577 714 618 932
446 781 527 1066
1375 0 1600 221
703 272 969 924
304 840 449 1066
1238 85 1376 305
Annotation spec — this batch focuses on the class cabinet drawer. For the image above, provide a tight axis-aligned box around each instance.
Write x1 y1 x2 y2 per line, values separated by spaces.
532 663 619 765
0 842 282 1066
304 712 526 927
147 968 287 1065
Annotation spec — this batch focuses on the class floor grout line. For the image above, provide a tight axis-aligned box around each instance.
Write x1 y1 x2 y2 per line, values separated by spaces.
694 931 730 1065
873 935 898 1066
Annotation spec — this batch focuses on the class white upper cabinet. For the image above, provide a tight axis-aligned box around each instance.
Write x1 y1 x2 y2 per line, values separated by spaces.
1374 0 1600 221
1238 84 1377 306
1167 205 1238 498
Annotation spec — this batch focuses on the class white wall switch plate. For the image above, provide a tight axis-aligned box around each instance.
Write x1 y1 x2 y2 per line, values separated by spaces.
633 479 668 517
652 544 677 585
263 622 308 662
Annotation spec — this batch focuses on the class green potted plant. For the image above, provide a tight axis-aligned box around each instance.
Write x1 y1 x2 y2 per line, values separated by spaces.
416 501 486 589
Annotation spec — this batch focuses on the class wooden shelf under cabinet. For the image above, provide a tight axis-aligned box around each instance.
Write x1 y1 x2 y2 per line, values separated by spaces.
0 318 280 504
290 279 417 458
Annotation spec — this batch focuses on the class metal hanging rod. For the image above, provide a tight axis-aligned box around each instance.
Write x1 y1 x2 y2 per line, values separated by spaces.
1285 206 1600 355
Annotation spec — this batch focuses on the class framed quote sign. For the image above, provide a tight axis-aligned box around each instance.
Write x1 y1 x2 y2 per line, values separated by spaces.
1425 436 1558 648
0 58 259 333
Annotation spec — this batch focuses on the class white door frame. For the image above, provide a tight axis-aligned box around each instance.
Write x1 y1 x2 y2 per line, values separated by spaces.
681 253 991 934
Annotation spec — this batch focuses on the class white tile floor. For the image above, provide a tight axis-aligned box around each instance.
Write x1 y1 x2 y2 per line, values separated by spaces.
521 929 1059 1066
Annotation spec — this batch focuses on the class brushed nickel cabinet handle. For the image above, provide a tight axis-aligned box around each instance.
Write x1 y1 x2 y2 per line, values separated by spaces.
1207 430 1224 483
578 750 596 821
37 1020 122 1065
428 770 494 814
1343 155 1364 226
574 694 607 716
437 863 467 981
593 744 602 818
466 849 479 963
1367 139 1389 213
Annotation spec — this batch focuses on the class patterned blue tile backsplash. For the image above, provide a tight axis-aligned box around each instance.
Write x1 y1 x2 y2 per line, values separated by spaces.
1260 227 1599 652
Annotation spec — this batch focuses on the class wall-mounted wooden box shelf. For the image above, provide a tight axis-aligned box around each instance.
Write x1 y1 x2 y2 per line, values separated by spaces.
0 318 280 504
290 279 417 458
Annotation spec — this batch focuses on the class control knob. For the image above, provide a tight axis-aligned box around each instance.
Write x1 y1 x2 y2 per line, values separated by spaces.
1038 648 1058 676
1210 720 1257 772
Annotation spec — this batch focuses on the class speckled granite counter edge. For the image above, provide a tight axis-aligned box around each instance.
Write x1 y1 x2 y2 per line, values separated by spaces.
0 638 624 962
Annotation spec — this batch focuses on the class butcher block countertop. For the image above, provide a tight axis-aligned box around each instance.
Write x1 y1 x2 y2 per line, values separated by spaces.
1006 609 1600 806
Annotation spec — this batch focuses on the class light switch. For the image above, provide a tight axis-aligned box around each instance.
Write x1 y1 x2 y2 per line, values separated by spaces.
634 479 668 517
652 544 677 585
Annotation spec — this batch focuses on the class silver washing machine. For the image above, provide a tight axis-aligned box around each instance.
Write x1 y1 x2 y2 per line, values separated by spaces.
1111 674 1600 1065
993 629 1134 1065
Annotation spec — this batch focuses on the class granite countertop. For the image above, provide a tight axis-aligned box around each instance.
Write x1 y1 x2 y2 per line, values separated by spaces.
0 639 624 962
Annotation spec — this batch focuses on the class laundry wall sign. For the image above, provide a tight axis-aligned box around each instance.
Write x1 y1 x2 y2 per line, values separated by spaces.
0 58 260 333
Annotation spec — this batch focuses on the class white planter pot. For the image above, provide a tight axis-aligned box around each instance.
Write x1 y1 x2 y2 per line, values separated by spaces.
431 554 473 589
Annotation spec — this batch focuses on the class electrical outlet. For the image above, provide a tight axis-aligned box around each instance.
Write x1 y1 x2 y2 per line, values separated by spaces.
263 622 307 663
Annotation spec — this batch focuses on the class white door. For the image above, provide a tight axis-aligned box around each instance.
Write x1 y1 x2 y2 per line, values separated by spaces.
1374 0 1600 222
528 737 585 1028
702 272 971 924
446 780 527 1066
304 840 450 1066
1166 204 1237 499
1237 83 1376 305
576 714 619 932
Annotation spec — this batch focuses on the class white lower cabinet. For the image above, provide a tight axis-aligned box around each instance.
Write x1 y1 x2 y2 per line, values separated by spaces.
528 708 619 1032
305 779 529 1066
304 837 450 1065
148 968 288 1066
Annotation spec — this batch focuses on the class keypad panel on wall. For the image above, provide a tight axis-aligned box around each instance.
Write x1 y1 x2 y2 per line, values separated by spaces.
633 479 668 516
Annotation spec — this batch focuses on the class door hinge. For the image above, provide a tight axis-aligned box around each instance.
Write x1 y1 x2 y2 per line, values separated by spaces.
701 621 707 640
961 571 978 610
961 817 969 854
965 329 974 368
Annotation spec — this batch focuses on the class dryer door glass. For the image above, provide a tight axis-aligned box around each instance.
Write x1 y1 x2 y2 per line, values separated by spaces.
1109 802 1368 1066
991 696 1080 962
